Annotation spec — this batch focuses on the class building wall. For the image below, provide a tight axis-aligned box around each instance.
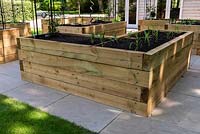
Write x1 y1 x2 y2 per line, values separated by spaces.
180 0 200 20
138 0 146 20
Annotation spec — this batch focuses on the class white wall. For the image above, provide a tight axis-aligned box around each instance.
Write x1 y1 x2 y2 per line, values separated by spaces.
180 0 200 20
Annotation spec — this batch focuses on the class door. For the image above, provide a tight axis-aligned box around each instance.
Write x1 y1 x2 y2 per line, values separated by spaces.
157 0 167 19
125 0 138 28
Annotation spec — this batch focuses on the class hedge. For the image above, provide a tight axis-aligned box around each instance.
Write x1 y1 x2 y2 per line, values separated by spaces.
2 1 34 22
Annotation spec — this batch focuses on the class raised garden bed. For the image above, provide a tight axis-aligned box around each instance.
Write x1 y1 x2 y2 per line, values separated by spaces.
138 20 169 31
0 28 19 63
41 17 114 34
18 30 193 116
165 22 200 55
56 21 126 36
1 22 31 37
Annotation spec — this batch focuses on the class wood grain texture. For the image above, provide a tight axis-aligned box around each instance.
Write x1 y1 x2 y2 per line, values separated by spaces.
166 24 200 55
0 28 19 63
56 21 127 36
21 71 148 116
18 31 193 116
138 20 169 31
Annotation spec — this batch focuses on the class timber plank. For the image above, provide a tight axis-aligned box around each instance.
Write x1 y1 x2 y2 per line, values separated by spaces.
147 45 191 113
23 61 143 101
18 49 149 87
19 37 144 69
143 32 193 71
21 71 148 116
0 45 17 56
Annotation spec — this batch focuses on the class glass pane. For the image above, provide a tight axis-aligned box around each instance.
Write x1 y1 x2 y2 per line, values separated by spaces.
157 0 166 19
129 0 137 24
170 0 180 19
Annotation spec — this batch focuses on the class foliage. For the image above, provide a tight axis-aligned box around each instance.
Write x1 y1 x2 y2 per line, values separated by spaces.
1 1 34 22
39 0 108 14
90 33 96 44
112 15 121 22
48 20 59 33
40 0 63 11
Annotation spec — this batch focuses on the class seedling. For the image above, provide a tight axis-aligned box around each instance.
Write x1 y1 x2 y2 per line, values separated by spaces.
135 34 140 51
90 33 95 44
154 30 159 43
49 20 59 33
98 33 105 47
129 42 134 50
128 32 133 38
144 31 151 46
112 34 118 44
166 32 171 40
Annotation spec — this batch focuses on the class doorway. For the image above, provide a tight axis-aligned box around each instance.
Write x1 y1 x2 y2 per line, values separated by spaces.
125 0 138 28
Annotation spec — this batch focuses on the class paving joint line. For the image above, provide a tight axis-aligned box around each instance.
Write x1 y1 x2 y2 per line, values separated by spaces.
43 94 71 108
98 111 123 134
1 82 30 94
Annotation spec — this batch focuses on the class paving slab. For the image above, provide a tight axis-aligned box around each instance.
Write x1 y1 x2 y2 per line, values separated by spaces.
100 113 199 134
4 83 68 108
0 74 28 93
152 92 199 125
171 70 200 98
44 95 122 132
178 106 200 133
0 61 21 78
190 55 200 71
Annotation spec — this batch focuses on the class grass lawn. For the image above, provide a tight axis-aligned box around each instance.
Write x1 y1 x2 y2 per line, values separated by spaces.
0 94 95 134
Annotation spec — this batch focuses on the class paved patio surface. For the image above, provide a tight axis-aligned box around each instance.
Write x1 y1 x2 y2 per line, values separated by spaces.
0 55 200 133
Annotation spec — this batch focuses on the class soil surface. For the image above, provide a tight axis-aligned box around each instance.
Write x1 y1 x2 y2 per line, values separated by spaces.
33 30 184 52
172 20 200 25
34 33 106 45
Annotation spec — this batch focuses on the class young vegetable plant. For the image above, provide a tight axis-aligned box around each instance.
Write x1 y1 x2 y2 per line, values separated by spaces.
98 33 105 47
135 34 140 51
144 31 151 46
154 30 159 43
166 32 171 40
90 33 95 44
111 34 118 44
128 32 133 38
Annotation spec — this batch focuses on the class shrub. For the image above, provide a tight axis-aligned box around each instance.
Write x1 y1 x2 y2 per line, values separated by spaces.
40 0 62 11
1 1 33 22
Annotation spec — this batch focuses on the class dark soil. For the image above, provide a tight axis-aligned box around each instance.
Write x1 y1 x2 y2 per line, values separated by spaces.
59 20 112 27
172 20 200 25
33 30 184 52
102 30 184 52
34 33 106 45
